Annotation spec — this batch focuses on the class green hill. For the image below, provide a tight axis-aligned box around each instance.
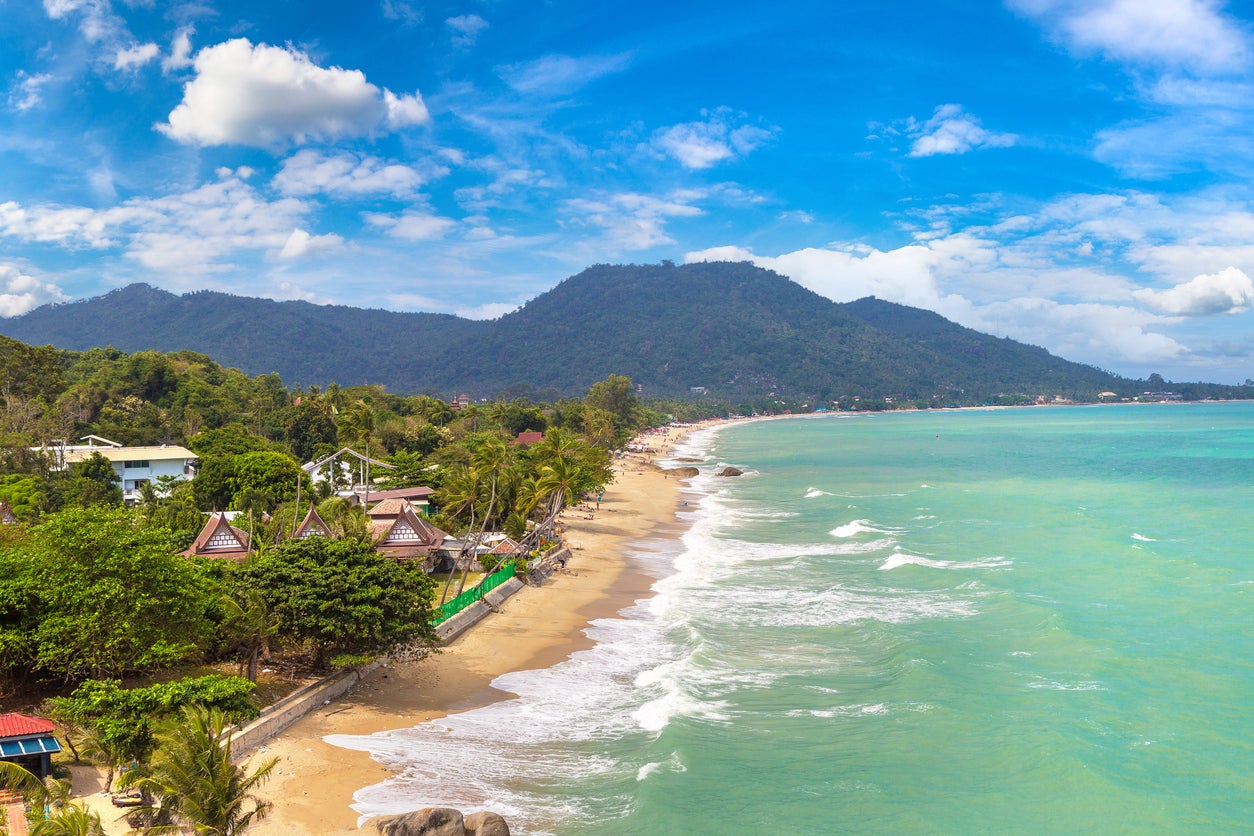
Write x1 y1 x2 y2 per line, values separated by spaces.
1 262 1144 400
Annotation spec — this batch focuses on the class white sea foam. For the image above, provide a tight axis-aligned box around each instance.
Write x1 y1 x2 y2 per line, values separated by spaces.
805 487 834 498
830 519 894 538
879 553 1012 571
1132 533 1156 542
636 752 686 782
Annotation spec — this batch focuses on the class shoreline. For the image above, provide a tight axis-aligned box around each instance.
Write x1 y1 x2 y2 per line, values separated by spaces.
238 420 718 835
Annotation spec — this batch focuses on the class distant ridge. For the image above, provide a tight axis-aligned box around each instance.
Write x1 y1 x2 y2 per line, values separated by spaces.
3 263 1133 400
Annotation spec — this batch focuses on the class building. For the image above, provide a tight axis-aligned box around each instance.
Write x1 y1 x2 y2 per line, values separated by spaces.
181 511 251 559
366 498 448 566
38 436 196 505
0 713 62 778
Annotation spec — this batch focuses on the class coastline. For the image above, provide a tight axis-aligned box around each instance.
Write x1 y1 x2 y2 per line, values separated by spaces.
238 421 716 835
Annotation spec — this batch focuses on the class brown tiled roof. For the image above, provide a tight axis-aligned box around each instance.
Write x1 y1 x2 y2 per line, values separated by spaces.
355 486 435 504
512 431 544 447
182 512 250 559
489 537 523 555
370 500 448 558
293 503 331 539
365 498 409 518
0 713 55 738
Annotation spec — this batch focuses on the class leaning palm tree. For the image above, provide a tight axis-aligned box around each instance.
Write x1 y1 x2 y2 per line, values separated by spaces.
120 705 277 836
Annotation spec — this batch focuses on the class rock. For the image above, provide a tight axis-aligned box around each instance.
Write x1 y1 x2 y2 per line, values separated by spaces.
376 807 465 836
717 467 744 477
465 811 511 836
668 466 700 477
674 457 703 462
374 808 511 836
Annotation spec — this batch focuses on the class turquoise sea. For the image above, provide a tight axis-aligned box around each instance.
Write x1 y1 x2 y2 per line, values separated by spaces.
332 403 1254 834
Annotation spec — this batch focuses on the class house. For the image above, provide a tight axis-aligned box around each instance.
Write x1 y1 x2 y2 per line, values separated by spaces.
366 499 448 566
0 500 16 524
40 436 197 505
293 503 331 539
0 713 62 778
349 485 435 515
181 511 251 559
302 447 395 494
512 431 544 447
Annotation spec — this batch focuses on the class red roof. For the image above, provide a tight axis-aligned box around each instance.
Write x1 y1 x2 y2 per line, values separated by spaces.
0 713 55 738
512 431 544 447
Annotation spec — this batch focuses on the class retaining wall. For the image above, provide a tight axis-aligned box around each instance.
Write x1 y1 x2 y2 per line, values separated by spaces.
434 576 525 641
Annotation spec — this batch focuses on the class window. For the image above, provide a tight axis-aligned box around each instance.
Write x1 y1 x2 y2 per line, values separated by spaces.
123 460 150 469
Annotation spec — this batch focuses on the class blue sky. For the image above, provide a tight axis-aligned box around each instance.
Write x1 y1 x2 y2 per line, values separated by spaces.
3 0 1254 383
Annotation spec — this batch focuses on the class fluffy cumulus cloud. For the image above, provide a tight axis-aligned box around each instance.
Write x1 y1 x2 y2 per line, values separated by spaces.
272 150 446 198
653 108 775 169
446 14 488 47
909 104 1017 157
159 39 428 148
113 42 159 72
1134 266 1254 315
0 263 68 317
278 228 344 260
1009 0 1249 74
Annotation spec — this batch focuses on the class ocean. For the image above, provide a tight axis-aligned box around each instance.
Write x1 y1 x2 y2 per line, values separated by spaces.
330 403 1254 834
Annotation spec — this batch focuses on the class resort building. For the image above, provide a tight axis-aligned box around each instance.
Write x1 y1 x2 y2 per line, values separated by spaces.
36 435 196 505
367 498 448 566
0 713 62 778
181 511 251 559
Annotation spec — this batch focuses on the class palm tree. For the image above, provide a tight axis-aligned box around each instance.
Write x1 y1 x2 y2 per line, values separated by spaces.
338 399 377 502
120 706 277 836
31 803 105 836
219 590 277 682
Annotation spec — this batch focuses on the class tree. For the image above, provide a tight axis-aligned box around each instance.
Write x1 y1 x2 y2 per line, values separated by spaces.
282 400 337 462
230 451 308 512
584 374 642 444
10 506 217 680
120 705 276 836
235 537 437 668
62 452 122 507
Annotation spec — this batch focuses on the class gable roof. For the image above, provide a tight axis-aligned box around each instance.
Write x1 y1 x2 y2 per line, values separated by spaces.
302 447 396 473
0 713 55 739
294 503 331 539
352 486 435 505
182 511 251 559
369 499 447 559
489 536 523 556
512 431 544 447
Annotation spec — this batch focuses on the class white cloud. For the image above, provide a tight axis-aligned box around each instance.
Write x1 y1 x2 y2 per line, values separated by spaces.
381 0 422 27
366 210 457 241
0 263 68 317
908 104 1017 157
278 228 343 260
158 39 428 148
1134 266 1254 315
1010 0 1250 74
653 108 775 169
8 71 52 112
563 191 703 252
162 27 194 72
113 42 159 72
273 150 445 199
498 52 631 96
446 14 488 47
455 300 517 320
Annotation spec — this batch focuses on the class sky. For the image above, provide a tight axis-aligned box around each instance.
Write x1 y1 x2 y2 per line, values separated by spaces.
2 0 1254 384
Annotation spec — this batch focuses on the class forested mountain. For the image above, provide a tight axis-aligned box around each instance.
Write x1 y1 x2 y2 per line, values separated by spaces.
0 262 1161 400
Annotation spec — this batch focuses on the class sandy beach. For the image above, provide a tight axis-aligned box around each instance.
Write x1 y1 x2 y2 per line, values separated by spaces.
226 421 710 835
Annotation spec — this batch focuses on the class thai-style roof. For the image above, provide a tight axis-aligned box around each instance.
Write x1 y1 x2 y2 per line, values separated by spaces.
0 714 55 739
368 499 447 559
488 536 523 556
302 447 396 473
182 511 251 559
0 500 16 525
293 503 331 539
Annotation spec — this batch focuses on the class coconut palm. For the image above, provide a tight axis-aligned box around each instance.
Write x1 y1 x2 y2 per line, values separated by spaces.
30 802 105 836
120 705 276 836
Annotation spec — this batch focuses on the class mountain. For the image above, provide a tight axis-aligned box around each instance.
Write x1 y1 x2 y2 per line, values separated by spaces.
2 263 1130 400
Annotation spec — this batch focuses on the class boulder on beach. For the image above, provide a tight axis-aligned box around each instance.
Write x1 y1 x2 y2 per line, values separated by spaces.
674 457 703 462
668 466 700 478
717 467 744 477
376 807 510 836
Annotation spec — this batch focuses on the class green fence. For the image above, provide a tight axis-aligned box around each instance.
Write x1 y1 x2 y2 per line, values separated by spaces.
431 560 517 625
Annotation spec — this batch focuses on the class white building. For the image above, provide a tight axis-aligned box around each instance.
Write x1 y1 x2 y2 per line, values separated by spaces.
38 436 197 504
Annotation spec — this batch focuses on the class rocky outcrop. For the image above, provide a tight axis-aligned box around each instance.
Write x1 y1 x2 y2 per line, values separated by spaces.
668 466 700 477
674 457 703 462
375 807 510 836
717 467 744 477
